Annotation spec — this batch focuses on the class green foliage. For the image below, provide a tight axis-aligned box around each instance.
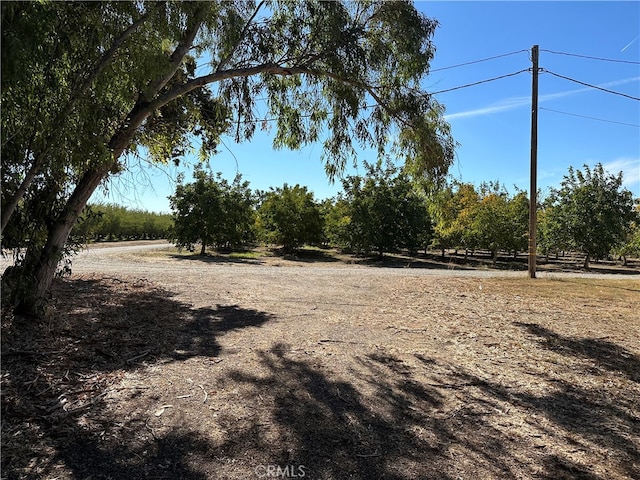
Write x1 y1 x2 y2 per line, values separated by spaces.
256 184 323 252
168 167 255 254
470 182 529 262
614 204 640 262
541 164 637 268
507 191 530 255
71 204 173 242
430 182 479 254
341 162 431 257
430 181 529 261
320 196 351 249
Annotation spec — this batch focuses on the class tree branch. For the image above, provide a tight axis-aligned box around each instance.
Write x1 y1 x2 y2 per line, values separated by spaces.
148 62 416 134
215 0 265 73
75 3 160 102
0 4 156 236
141 5 207 102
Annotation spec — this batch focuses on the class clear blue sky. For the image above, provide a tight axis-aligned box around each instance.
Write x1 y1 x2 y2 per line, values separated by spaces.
94 1 640 213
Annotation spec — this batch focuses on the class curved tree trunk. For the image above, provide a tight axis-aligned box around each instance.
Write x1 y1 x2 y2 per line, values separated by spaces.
17 163 115 314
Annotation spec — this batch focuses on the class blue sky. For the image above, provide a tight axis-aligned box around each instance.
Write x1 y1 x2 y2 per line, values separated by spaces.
95 1 640 213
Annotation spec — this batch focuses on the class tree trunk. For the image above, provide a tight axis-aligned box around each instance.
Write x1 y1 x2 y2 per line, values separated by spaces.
200 243 206 255
583 253 590 270
17 162 115 314
14 6 204 314
1 159 41 234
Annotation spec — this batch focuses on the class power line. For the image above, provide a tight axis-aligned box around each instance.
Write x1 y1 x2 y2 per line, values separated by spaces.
540 48 640 65
431 69 530 95
540 107 640 127
430 49 528 72
229 70 530 123
542 69 640 101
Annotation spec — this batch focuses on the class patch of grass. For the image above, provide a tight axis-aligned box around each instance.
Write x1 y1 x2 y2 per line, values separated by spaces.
485 277 640 307
228 251 266 260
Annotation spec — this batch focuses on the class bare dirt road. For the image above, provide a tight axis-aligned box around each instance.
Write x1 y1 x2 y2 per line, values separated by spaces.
2 241 639 480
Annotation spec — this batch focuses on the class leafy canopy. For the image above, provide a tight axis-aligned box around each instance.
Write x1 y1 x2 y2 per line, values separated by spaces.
541 163 636 267
341 162 432 257
256 184 324 252
168 167 255 254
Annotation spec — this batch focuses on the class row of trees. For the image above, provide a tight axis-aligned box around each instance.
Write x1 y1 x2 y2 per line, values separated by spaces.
430 182 529 262
71 204 172 242
170 162 433 256
169 162 639 268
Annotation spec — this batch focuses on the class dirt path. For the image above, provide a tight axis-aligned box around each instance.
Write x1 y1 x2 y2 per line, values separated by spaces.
2 242 639 480
39 240 638 280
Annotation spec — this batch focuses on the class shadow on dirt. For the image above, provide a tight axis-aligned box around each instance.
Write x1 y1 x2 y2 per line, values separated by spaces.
223 344 637 479
224 347 459 479
515 322 640 384
413 349 640 480
2 277 637 479
1 277 272 479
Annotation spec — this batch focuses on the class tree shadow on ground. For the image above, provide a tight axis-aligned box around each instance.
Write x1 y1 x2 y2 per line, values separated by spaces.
1 277 273 479
3 277 637 479
412 350 639 480
515 322 640 383
463 322 640 479
222 346 536 479
217 342 638 479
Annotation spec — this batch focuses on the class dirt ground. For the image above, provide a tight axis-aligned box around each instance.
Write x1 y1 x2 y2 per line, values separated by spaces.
2 242 639 479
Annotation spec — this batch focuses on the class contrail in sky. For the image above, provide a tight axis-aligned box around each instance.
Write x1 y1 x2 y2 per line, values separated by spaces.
621 35 639 52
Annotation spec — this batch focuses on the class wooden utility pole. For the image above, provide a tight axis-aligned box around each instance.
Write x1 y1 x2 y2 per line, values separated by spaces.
528 45 539 279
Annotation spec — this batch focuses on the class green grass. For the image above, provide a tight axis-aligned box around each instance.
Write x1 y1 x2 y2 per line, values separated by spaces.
228 251 266 260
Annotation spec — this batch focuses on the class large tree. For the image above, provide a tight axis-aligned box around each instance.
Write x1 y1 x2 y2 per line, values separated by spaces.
543 164 636 269
256 184 323 252
430 182 479 257
1 1 455 314
169 167 255 254
341 162 431 257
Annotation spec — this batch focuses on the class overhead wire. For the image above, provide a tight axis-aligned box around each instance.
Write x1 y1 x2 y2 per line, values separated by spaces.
230 69 531 124
540 48 640 65
541 69 640 101
430 49 528 72
539 107 640 128
203 48 639 127
431 69 530 95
